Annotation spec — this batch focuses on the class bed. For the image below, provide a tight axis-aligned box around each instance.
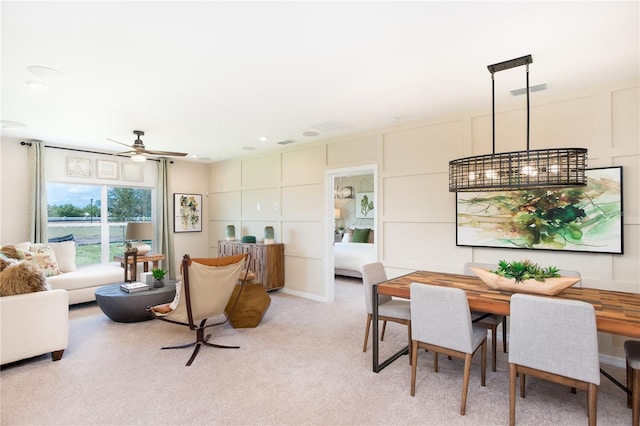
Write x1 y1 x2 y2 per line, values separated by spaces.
334 229 376 278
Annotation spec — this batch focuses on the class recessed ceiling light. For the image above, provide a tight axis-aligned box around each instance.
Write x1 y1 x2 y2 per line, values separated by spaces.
242 146 256 150
1 120 26 128
27 65 64 80
302 131 320 137
259 136 269 142
25 80 48 90
387 116 400 124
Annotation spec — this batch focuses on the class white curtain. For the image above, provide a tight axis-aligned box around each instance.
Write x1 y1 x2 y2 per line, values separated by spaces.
157 159 176 279
28 141 47 243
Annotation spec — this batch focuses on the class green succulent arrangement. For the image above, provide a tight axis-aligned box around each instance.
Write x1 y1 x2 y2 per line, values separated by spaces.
491 259 560 283
151 268 168 281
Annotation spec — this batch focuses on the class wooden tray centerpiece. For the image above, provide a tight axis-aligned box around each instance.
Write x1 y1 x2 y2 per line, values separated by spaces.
470 260 581 296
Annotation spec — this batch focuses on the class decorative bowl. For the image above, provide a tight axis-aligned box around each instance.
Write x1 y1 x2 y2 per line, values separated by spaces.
470 267 581 296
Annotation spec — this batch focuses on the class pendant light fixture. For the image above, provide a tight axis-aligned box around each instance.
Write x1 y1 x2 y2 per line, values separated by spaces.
449 55 587 192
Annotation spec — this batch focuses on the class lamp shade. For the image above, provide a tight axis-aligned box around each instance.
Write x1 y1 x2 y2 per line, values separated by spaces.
125 222 153 241
334 208 341 219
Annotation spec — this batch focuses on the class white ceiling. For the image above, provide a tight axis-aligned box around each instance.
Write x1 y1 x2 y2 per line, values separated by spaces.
2 1 638 163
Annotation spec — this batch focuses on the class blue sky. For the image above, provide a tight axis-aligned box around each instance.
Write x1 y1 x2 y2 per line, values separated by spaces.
48 183 101 207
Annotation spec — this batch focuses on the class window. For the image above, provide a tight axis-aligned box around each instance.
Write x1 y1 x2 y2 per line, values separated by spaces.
48 183 153 265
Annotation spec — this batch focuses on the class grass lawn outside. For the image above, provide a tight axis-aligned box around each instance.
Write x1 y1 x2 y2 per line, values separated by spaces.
48 222 132 265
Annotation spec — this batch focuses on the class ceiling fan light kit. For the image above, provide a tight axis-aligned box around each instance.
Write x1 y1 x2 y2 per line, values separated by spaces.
107 130 188 160
448 54 588 192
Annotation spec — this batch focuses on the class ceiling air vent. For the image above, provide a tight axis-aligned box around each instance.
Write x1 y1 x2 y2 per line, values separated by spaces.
277 139 295 145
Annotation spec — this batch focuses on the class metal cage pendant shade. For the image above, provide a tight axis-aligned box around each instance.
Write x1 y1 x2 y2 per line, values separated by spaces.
448 55 587 192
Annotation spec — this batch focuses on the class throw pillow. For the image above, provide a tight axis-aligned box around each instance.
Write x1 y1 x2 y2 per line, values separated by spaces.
0 245 20 260
47 240 77 273
352 228 371 243
22 246 61 277
0 261 48 296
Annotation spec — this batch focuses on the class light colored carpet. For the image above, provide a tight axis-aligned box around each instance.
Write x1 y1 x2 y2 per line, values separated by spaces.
0 276 632 425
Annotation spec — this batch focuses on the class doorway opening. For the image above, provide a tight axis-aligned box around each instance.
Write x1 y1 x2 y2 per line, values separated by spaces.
325 165 377 302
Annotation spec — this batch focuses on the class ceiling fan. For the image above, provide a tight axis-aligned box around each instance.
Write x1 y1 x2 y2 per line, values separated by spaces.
107 130 188 161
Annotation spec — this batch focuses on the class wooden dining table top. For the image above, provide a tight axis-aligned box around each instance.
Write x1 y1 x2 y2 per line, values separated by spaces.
377 270 640 339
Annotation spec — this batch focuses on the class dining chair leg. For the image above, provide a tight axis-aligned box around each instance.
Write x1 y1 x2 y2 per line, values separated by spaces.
410 340 419 396
490 324 497 372
587 382 597 426
502 318 508 353
407 320 412 365
509 363 517 426
363 314 372 352
460 353 472 415
481 339 487 386
632 365 639 426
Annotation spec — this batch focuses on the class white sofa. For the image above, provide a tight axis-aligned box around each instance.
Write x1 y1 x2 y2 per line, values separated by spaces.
0 289 69 365
47 263 126 305
3 240 126 305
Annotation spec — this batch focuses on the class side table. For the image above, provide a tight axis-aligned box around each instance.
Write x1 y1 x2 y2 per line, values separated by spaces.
95 282 176 323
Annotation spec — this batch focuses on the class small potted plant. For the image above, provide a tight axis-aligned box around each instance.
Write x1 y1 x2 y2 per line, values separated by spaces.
151 268 168 288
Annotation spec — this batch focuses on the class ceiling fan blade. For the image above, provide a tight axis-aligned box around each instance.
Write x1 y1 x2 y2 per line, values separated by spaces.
115 150 136 156
106 138 133 148
144 149 188 157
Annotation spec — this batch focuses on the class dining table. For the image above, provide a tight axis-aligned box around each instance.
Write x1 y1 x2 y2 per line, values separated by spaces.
372 269 640 395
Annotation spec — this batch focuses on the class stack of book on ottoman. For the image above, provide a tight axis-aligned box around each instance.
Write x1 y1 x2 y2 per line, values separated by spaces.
120 282 150 293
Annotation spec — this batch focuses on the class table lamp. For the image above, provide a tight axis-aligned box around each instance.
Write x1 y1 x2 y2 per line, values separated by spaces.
125 222 153 255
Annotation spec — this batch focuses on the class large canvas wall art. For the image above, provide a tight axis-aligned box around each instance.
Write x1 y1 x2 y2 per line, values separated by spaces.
456 166 623 254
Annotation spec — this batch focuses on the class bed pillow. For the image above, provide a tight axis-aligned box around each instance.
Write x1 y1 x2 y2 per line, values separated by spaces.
352 228 371 243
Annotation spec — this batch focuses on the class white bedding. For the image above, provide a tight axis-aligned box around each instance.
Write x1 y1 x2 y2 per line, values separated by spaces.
334 242 376 275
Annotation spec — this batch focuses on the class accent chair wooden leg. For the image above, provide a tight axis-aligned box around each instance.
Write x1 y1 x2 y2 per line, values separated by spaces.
363 314 372 352
380 320 387 341
587 382 597 426
509 363 517 426
410 340 419 396
460 353 472 415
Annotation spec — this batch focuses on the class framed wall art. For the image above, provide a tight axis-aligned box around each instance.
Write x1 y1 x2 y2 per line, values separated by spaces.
122 163 143 182
356 192 375 219
174 193 202 233
456 166 623 254
67 157 92 177
96 160 118 180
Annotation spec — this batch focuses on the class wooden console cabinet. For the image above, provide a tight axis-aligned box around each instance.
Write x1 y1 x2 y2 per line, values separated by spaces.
218 241 284 291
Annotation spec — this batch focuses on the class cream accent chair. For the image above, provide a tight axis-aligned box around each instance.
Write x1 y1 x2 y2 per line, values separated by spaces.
148 254 248 366
1 289 69 365
361 262 411 358
509 293 600 426
410 283 487 415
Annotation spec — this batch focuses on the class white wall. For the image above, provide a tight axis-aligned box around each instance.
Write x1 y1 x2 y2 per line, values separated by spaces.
208 78 639 360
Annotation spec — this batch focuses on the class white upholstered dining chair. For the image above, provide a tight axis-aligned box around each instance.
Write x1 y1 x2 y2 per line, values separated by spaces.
361 262 411 357
409 283 487 415
508 293 600 426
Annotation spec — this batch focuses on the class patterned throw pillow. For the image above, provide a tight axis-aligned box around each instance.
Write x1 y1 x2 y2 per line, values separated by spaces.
20 247 61 277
